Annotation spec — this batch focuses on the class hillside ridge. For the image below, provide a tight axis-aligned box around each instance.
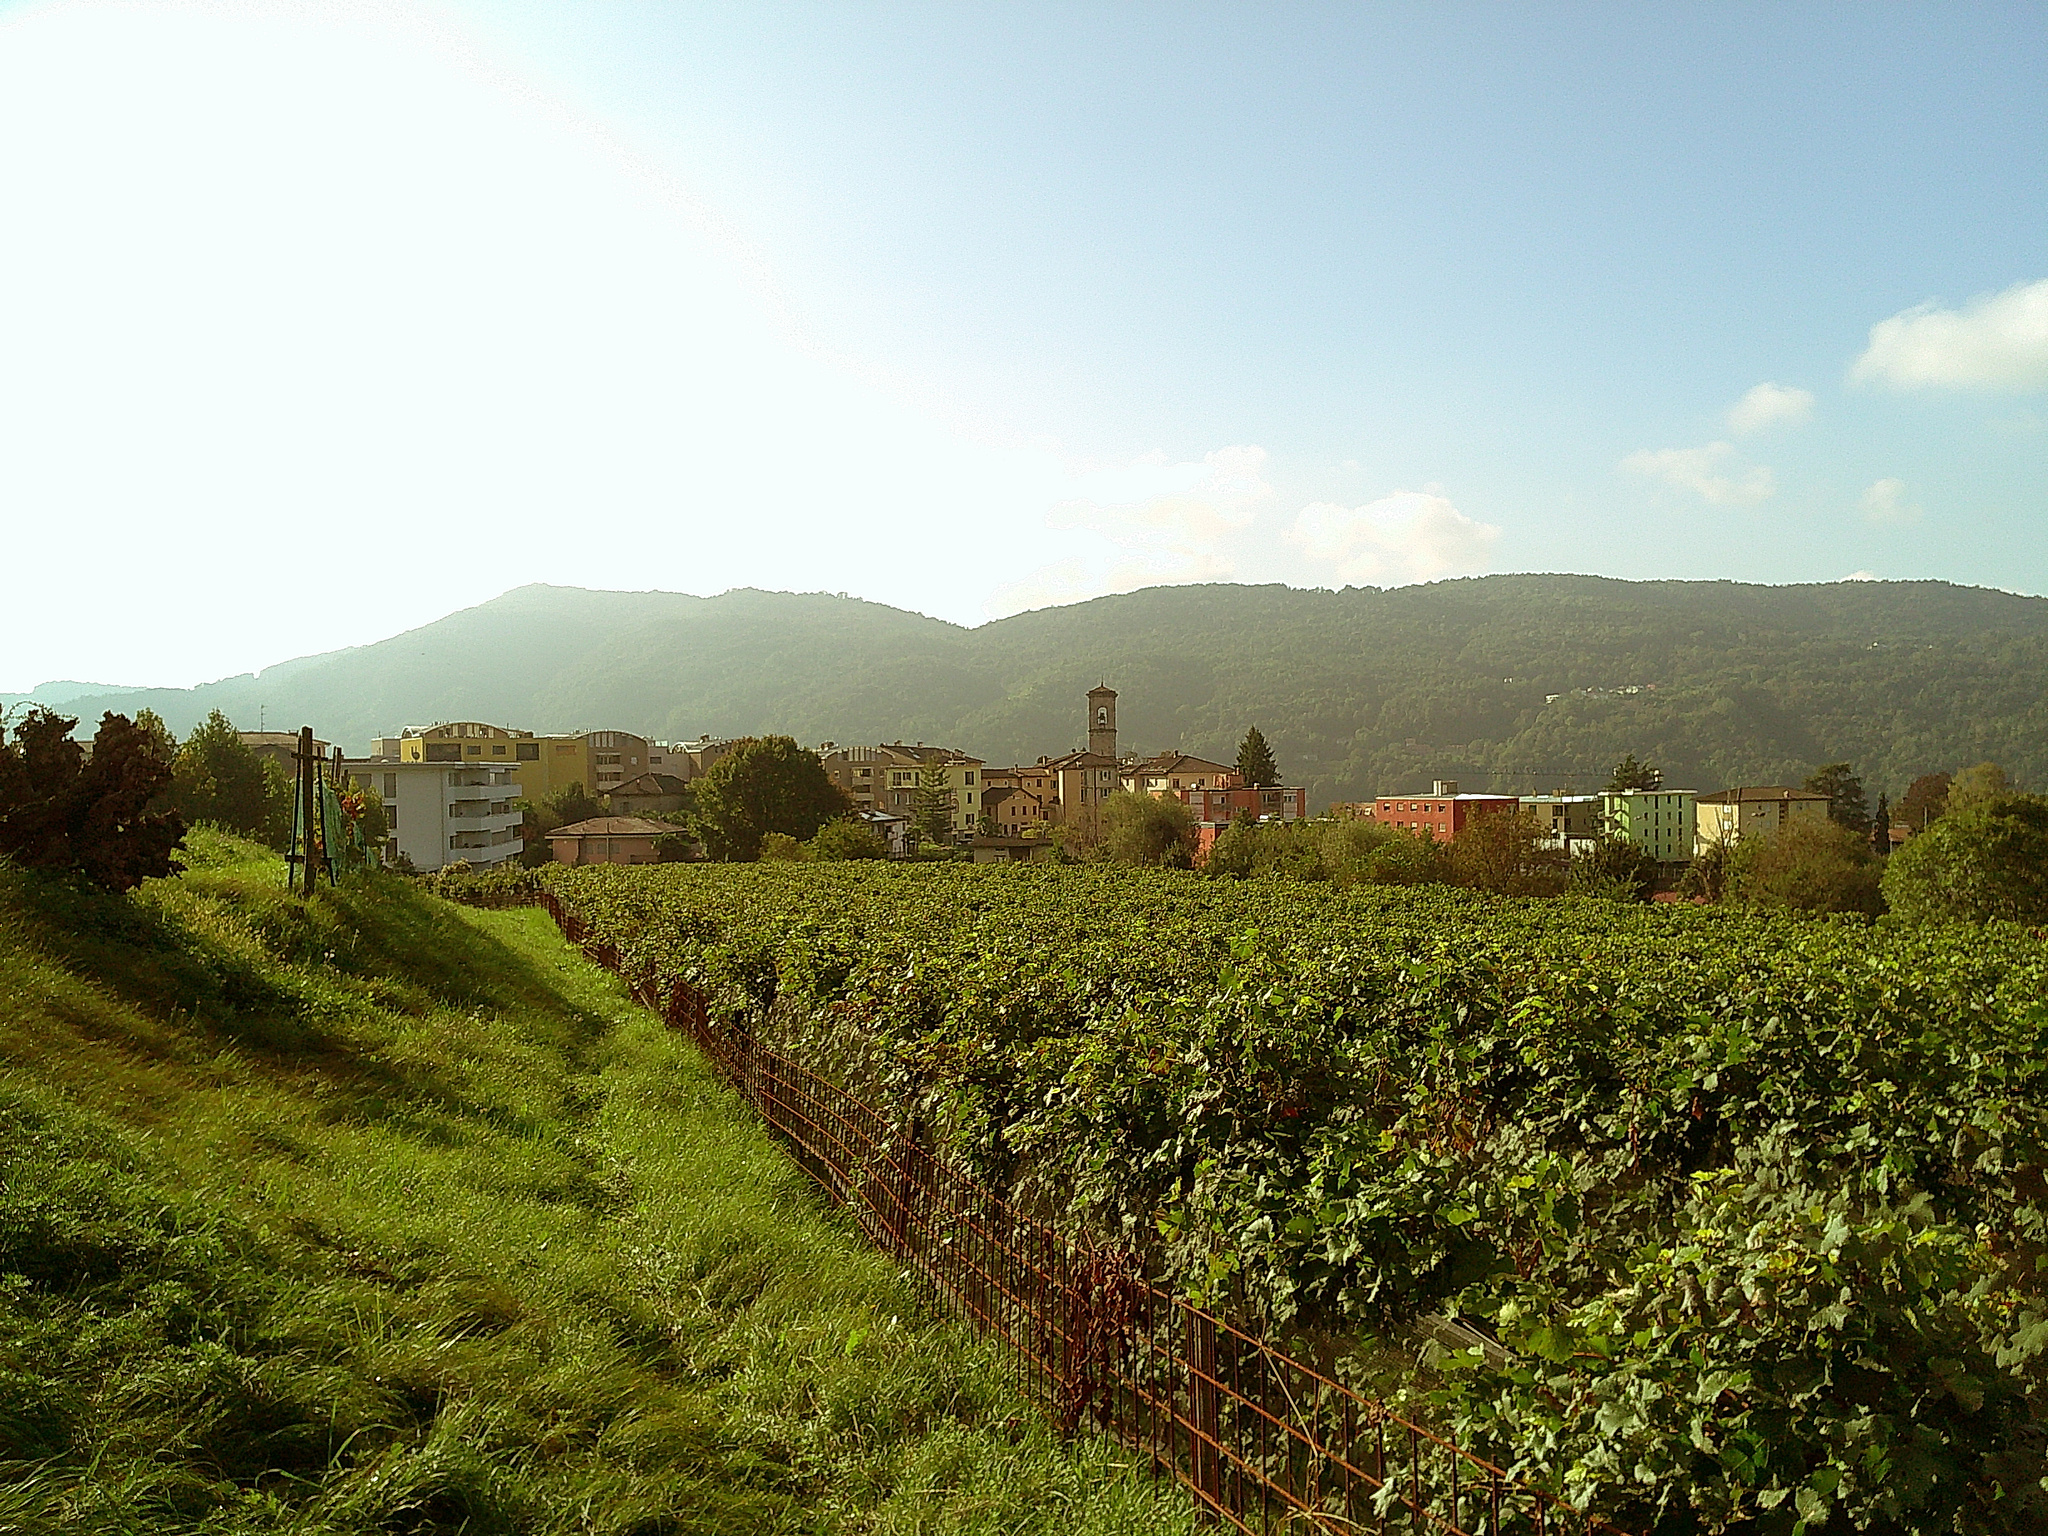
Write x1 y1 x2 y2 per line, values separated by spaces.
39 574 2048 804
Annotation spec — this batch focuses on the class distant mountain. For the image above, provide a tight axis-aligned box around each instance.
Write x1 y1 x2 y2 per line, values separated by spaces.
46 577 2048 806
1 680 133 708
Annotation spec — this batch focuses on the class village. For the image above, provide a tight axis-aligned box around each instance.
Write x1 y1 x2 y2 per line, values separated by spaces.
330 684 1841 875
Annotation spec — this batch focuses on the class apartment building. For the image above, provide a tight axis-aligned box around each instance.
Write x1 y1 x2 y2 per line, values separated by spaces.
1694 786 1831 853
1366 781 1520 842
1125 753 1239 795
347 757 523 872
1522 793 1603 851
1601 789 1699 864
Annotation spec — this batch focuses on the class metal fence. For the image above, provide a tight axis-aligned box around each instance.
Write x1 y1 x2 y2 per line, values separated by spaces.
486 885 1629 1536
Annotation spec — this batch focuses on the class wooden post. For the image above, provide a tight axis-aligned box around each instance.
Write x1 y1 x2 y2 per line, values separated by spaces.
1187 1305 1221 1521
299 726 318 897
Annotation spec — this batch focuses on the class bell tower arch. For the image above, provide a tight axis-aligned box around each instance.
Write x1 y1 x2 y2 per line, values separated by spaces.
1087 685 1117 759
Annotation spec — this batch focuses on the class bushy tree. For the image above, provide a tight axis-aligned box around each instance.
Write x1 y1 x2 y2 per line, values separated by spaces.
1947 761 2012 812
1898 772 1951 831
1235 726 1279 788
808 817 888 861
757 832 807 862
518 780 608 867
170 710 292 846
1604 753 1662 793
690 737 851 861
1729 819 1883 915
1447 810 1566 896
1676 839 1732 903
1803 761 1872 835
0 708 184 891
1572 833 1660 902
1881 794 2048 924
1101 790 1196 867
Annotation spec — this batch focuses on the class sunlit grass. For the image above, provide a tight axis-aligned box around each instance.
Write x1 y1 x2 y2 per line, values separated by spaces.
0 836 1191 1535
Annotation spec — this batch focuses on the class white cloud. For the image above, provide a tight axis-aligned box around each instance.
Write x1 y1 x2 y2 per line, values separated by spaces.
1619 441 1775 505
1851 278 2048 392
1842 570 1880 581
1860 478 1922 526
1726 382 1813 435
1284 491 1499 586
985 445 1273 616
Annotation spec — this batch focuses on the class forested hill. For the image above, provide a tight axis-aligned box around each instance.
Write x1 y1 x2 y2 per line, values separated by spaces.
50 576 2048 807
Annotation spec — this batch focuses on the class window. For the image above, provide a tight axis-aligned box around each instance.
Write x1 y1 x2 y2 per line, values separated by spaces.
383 774 397 797
515 742 538 761
387 806 397 830
467 745 482 756
964 772 974 784
492 744 506 755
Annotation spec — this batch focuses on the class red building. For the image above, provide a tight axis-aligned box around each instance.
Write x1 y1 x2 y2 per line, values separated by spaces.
1366 780 1518 842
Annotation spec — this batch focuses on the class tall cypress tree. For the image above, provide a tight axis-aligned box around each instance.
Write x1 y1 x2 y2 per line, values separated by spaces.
1236 726 1279 787
1872 791 1892 856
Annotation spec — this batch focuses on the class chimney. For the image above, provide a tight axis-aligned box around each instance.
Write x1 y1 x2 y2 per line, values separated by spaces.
1432 779 1459 798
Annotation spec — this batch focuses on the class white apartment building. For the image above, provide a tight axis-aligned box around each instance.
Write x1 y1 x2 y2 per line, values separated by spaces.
351 759 525 872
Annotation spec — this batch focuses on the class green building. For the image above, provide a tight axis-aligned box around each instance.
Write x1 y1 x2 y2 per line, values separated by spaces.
1600 789 1698 864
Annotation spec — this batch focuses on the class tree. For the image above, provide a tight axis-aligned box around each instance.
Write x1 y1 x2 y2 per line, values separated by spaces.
169 710 292 846
1100 790 1197 867
1871 791 1891 856
808 817 888 861
1572 833 1661 902
518 780 607 867
0 708 185 891
1947 761 2011 812
1235 726 1279 788
913 759 954 846
1728 819 1883 916
1676 839 1732 903
1447 810 1566 897
690 737 851 861
1605 753 1662 793
1803 762 1872 835
1899 772 1951 831
1881 794 2048 925
1203 810 1263 878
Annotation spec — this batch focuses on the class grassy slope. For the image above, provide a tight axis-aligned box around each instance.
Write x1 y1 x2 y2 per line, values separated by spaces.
0 832 1190 1535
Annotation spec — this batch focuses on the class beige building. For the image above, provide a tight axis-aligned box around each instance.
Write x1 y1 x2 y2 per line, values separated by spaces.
1695 786 1832 853
1126 752 1239 796
546 816 672 866
822 743 984 840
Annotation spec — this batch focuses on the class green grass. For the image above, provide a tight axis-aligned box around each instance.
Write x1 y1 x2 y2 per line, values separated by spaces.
0 830 1192 1535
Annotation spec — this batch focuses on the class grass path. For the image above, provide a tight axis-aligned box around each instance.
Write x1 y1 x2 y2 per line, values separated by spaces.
0 834 1192 1534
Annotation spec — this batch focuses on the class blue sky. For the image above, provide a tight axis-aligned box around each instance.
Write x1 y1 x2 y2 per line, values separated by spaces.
1 1 2043 688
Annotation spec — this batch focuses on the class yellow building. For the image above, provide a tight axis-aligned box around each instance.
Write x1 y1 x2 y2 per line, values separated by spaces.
860 744 984 840
1694 786 1832 854
381 723 656 807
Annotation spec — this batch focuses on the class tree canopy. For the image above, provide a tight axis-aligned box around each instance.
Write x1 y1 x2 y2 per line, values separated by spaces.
1235 726 1279 787
1605 752 1662 793
689 737 850 861
169 710 292 847
0 708 185 890
1100 790 1196 867
1881 794 2048 925
1728 819 1883 916
1803 761 1872 834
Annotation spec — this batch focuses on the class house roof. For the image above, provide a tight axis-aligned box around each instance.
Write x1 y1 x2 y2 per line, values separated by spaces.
1038 750 1119 771
1697 786 1831 805
1133 753 1236 778
607 772 689 797
547 817 675 838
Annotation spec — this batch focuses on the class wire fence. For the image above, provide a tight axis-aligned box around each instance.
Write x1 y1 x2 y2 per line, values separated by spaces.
469 884 1630 1536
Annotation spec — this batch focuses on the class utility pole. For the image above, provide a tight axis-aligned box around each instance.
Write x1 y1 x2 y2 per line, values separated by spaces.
299 725 318 897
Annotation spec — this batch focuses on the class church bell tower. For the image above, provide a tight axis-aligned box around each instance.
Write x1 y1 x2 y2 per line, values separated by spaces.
1087 685 1117 759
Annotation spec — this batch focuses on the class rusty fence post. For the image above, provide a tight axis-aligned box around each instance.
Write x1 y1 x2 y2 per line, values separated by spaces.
1187 1305 1222 1523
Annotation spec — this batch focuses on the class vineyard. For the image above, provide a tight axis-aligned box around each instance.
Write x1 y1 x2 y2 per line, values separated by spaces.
511 861 2048 1535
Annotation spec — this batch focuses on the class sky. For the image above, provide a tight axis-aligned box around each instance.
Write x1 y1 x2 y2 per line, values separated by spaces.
0 1 2043 691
